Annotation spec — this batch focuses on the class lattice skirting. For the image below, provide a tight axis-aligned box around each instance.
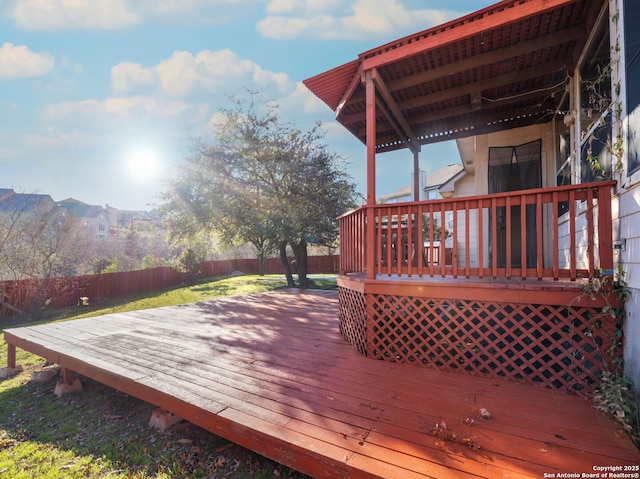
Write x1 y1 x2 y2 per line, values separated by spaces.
338 286 621 393
338 287 367 355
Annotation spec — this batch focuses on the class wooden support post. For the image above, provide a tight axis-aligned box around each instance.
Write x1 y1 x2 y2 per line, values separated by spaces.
54 368 83 396
7 344 16 369
149 408 182 432
0 344 23 379
365 69 377 280
413 150 420 202
412 151 421 268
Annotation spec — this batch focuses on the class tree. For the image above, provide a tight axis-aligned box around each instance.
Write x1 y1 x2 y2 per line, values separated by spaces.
161 94 360 287
0 195 89 318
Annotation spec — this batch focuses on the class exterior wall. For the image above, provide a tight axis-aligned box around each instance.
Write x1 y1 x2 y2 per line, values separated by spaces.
89 213 109 240
557 201 606 271
619 189 640 393
451 171 478 267
455 123 558 268
616 0 640 394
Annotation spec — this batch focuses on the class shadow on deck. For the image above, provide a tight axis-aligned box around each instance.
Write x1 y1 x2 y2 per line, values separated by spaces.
3 289 639 478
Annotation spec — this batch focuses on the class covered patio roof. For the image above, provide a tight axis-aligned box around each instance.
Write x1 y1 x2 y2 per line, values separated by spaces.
303 0 607 154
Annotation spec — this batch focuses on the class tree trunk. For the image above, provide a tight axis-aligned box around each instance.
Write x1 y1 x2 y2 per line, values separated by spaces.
291 239 310 289
257 252 265 276
279 242 295 287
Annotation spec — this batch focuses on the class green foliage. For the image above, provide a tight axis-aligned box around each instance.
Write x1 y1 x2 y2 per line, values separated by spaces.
577 266 638 448
593 372 640 448
102 261 119 274
92 258 111 274
580 266 629 371
175 247 206 284
160 92 360 287
421 215 449 242
141 255 167 269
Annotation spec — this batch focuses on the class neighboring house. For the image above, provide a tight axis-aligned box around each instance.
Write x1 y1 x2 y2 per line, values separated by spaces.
0 189 14 203
305 0 640 395
105 204 158 231
382 164 464 250
381 164 464 203
0 190 57 217
57 199 110 240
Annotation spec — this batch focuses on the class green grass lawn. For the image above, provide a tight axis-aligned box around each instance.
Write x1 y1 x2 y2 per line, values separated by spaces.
0 274 335 478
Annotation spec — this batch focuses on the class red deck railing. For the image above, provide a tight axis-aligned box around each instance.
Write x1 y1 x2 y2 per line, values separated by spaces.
339 181 615 281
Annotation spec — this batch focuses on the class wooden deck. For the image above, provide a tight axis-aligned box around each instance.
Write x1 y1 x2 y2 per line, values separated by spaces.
3 289 639 478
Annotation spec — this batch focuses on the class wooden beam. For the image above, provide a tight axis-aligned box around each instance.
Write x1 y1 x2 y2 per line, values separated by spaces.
361 0 582 72
384 27 584 93
373 110 551 153
353 87 562 144
365 70 376 206
340 57 568 129
341 57 569 126
371 69 421 154
335 62 363 120
395 59 568 112
413 151 420 202
365 71 377 280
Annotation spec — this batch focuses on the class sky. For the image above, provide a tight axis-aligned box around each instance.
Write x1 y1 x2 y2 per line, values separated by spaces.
1 0 490 211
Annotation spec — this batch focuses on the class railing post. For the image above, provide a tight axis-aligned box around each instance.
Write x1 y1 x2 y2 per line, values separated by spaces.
336 180 615 282
597 183 614 275
366 206 376 279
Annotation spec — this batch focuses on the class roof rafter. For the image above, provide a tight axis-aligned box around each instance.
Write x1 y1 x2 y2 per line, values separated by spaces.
361 0 581 72
371 69 421 154
303 0 603 154
341 27 584 112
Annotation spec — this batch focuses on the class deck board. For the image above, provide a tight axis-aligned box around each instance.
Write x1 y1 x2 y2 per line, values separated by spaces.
3 289 639 478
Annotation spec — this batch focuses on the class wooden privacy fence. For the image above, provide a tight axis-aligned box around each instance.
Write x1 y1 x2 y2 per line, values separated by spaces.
0 255 339 317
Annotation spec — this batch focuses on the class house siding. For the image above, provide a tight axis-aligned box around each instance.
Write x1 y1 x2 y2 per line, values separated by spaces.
457 124 561 269
452 171 478 267
611 0 640 394
619 190 640 393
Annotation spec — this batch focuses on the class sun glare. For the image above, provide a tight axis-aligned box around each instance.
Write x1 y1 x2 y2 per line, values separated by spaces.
127 149 159 180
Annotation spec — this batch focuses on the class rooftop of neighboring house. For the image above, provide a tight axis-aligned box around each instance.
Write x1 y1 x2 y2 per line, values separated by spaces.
382 163 464 201
58 198 107 219
0 191 56 212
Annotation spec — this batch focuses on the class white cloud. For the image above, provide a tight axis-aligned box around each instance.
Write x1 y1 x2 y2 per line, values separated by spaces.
111 49 295 98
12 0 139 31
279 81 327 115
266 0 342 14
258 0 455 40
46 96 207 122
0 42 55 79
111 62 156 93
25 129 96 148
146 0 248 15
10 0 255 30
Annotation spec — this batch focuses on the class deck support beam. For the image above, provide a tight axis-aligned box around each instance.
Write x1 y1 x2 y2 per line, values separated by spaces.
149 408 182 432
54 368 83 396
0 344 23 378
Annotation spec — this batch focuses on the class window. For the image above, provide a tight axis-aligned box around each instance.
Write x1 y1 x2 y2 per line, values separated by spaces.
626 0 640 174
580 112 613 183
557 134 571 216
577 12 612 182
